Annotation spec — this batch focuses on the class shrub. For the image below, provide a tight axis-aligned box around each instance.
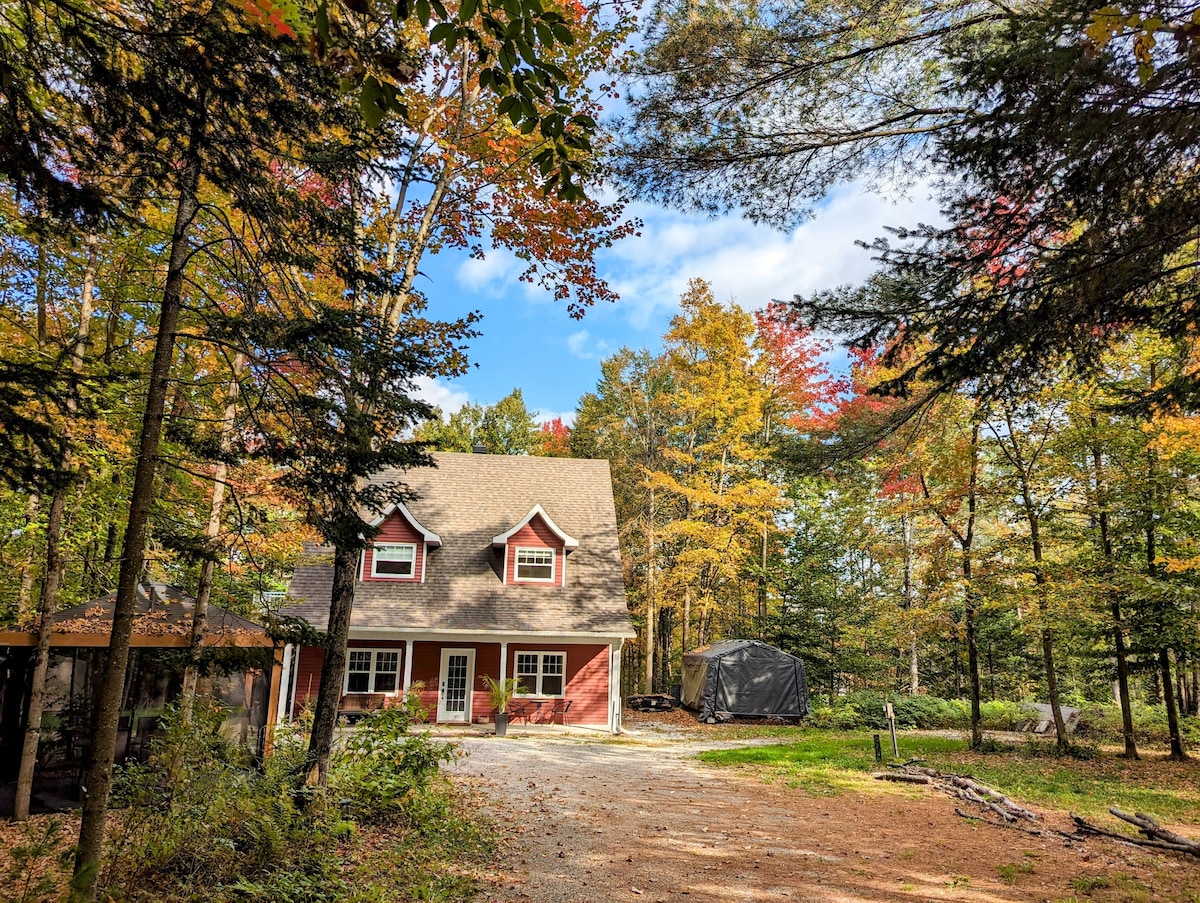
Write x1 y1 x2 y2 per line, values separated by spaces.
979 700 1024 731
1077 700 1200 746
97 688 463 901
331 694 457 826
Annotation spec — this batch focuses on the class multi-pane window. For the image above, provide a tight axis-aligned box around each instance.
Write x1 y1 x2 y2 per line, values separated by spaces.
372 543 416 578
514 651 566 696
515 547 554 581
344 649 400 694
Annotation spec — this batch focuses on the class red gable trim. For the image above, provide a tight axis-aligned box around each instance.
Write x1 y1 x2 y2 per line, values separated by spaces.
491 503 578 550
367 501 441 547
361 511 427 583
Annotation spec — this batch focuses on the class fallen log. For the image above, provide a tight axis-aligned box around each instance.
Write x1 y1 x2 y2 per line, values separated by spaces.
1071 813 1200 857
954 807 1048 837
873 772 932 784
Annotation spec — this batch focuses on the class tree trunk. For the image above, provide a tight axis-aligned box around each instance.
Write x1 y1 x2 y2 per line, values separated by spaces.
1161 647 1187 760
901 513 919 695
16 492 40 616
14 489 67 821
15 235 97 821
302 544 359 786
1143 382 1187 761
180 355 243 722
71 145 201 900
682 585 691 655
1002 408 1069 752
1089 419 1138 759
644 483 656 694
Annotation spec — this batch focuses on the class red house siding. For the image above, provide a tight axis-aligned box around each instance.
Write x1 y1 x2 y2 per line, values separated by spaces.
411 641 501 722
508 642 609 726
292 646 324 713
505 517 565 587
291 640 612 727
290 639 407 714
362 513 425 582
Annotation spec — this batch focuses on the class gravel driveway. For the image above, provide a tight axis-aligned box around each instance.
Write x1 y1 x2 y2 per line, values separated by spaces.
447 728 1200 903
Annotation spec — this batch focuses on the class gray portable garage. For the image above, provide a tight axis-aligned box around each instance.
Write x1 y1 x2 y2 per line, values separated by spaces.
680 640 810 722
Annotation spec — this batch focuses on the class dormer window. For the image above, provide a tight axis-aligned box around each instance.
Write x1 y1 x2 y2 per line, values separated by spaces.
372 543 416 578
516 547 554 582
493 504 578 586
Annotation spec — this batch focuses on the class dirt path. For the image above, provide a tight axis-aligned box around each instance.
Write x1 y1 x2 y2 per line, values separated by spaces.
449 730 1200 903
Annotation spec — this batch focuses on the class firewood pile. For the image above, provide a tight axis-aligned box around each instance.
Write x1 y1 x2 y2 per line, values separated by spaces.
626 694 677 712
875 763 1041 830
1072 809 1200 858
876 762 1200 858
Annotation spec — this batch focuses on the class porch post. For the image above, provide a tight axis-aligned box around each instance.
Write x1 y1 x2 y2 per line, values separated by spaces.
499 641 508 683
610 641 623 734
402 639 414 692
275 643 294 723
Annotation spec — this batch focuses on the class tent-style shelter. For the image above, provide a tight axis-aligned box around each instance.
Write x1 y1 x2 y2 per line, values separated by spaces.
680 640 810 723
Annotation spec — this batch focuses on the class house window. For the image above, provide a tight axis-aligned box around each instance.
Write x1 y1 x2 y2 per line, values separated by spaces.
514 651 565 697
372 543 416 578
515 547 554 582
344 649 400 694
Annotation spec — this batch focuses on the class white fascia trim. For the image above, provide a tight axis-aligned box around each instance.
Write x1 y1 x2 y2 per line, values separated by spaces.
368 501 442 547
348 627 635 643
491 503 578 550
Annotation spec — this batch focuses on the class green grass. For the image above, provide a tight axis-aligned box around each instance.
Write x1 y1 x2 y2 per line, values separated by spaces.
698 730 1200 825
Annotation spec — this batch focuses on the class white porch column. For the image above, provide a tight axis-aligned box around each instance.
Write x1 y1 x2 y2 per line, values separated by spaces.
610 641 623 734
276 644 295 723
402 639 415 692
499 641 508 683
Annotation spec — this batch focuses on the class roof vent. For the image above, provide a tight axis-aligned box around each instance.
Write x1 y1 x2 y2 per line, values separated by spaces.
472 443 488 454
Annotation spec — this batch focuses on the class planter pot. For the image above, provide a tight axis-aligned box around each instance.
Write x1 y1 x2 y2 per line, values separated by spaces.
494 711 509 737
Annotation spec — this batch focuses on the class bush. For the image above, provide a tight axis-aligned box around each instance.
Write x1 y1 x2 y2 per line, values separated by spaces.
331 694 457 826
804 693 1041 733
979 700 1024 731
102 701 347 901
97 689 464 901
1077 700 1200 746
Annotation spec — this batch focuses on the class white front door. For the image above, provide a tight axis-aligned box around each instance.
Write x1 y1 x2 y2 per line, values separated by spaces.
437 648 475 723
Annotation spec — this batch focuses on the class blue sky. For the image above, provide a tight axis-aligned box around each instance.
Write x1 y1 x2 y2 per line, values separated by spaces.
411 179 943 424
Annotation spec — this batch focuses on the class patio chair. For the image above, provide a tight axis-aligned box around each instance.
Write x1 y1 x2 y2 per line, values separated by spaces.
508 701 531 724
547 699 572 725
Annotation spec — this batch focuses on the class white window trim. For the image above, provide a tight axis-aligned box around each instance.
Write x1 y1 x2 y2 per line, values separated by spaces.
513 650 566 698
342 648 403 695
513 546 556 583
369 542 418 580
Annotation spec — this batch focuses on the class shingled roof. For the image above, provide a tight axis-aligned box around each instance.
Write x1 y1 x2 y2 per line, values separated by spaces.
0 583 272 647
282 452 634 637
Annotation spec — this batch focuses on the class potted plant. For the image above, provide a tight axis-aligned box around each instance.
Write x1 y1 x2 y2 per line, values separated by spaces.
480 675 520 737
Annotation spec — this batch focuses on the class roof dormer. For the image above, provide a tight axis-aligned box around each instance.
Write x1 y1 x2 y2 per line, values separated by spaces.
492 504 578 551
493 504 576 586
360 502 441 583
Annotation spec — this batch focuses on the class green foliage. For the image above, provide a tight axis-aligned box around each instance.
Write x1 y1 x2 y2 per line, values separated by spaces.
87 695 467 900
1 818 71 903
1079 701 1200 747
480 674 520 712
333 698 457 826
415 389 539 455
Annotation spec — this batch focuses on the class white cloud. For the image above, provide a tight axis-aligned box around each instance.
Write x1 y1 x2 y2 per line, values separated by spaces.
410 376 470 415
534 410 577 427
455 249 519 294
566 329 611 360
604 180 944 329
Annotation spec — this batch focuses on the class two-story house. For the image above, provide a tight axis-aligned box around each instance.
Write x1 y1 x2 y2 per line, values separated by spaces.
277 452 634 732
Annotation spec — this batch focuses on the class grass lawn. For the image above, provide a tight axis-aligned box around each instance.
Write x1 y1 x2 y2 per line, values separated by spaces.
699 730 1200 826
